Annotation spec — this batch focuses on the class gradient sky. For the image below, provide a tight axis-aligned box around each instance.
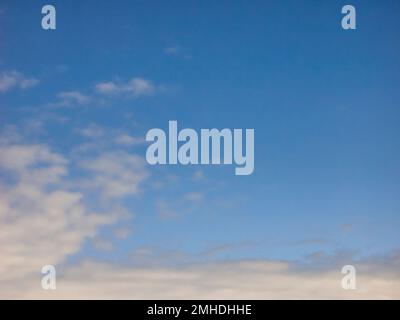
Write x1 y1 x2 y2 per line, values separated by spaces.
1 0 400 284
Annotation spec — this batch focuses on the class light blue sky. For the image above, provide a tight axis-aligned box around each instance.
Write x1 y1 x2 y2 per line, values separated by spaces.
1 0 400 269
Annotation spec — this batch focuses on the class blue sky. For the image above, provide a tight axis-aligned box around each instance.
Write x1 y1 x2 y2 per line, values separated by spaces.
1 0 400 298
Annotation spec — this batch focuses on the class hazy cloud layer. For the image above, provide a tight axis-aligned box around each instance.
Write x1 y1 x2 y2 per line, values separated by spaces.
3 258 400 299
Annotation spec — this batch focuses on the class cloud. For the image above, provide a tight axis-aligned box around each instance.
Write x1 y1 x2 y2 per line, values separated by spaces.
115 134 145 146
0 143 118 284
0 122 150 290
155 189 206 220
183 192 204 202
192 170 206 182
3 256 400 299
46 77 163 109
2 131 397 299
164 45 192 60
0 70 39 93
0 144 66 173
156 199 180 220
48 91 92 108
164 46 181 55
113 227 132 239
92 239 114 251
78 124 105 138
94 82 119 94
78 151 148 199
95 77 160 97
58 91 91 105
1 142 399 299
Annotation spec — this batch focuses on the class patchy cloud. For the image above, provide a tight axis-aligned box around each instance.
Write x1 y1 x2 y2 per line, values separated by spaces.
115 134 146 146
0 143 117 284
0 70 39 92
78 124 105 139
57 91 91 105
0 125 149 292
113 227 132 239
95 77 161 97
78 151 148 199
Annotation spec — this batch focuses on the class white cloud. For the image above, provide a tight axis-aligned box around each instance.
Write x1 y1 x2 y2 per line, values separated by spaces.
78 124 105 138
0 144 66 174
0 70 39 93
115 134 145 146
79 151 148 199
94 82 119 94
58 91 91 105
128 78 155 96
95 77 160 97
0 143 118 284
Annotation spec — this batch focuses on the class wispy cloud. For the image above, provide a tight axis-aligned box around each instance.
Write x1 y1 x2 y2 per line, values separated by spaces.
0 70 39 93
47 91 92 108
115 134 146 146
113 227 132 239
57 91 91 105
95 77 161 97
164 46 181 55
164 45 191 59
75 124 146 151
78 151 148 199
78 124 105 138
46 76 163 109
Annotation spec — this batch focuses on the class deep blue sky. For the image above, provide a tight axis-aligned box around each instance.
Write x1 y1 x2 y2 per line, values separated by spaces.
1 0 400 265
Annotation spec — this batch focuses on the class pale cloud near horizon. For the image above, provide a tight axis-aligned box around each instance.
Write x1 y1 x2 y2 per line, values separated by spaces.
0 70 39 92
2 258 400 299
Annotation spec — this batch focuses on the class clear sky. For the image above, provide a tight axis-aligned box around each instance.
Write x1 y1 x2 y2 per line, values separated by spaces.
1 0 400 298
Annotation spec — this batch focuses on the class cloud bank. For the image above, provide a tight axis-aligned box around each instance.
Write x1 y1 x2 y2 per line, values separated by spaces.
0 132 399 300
